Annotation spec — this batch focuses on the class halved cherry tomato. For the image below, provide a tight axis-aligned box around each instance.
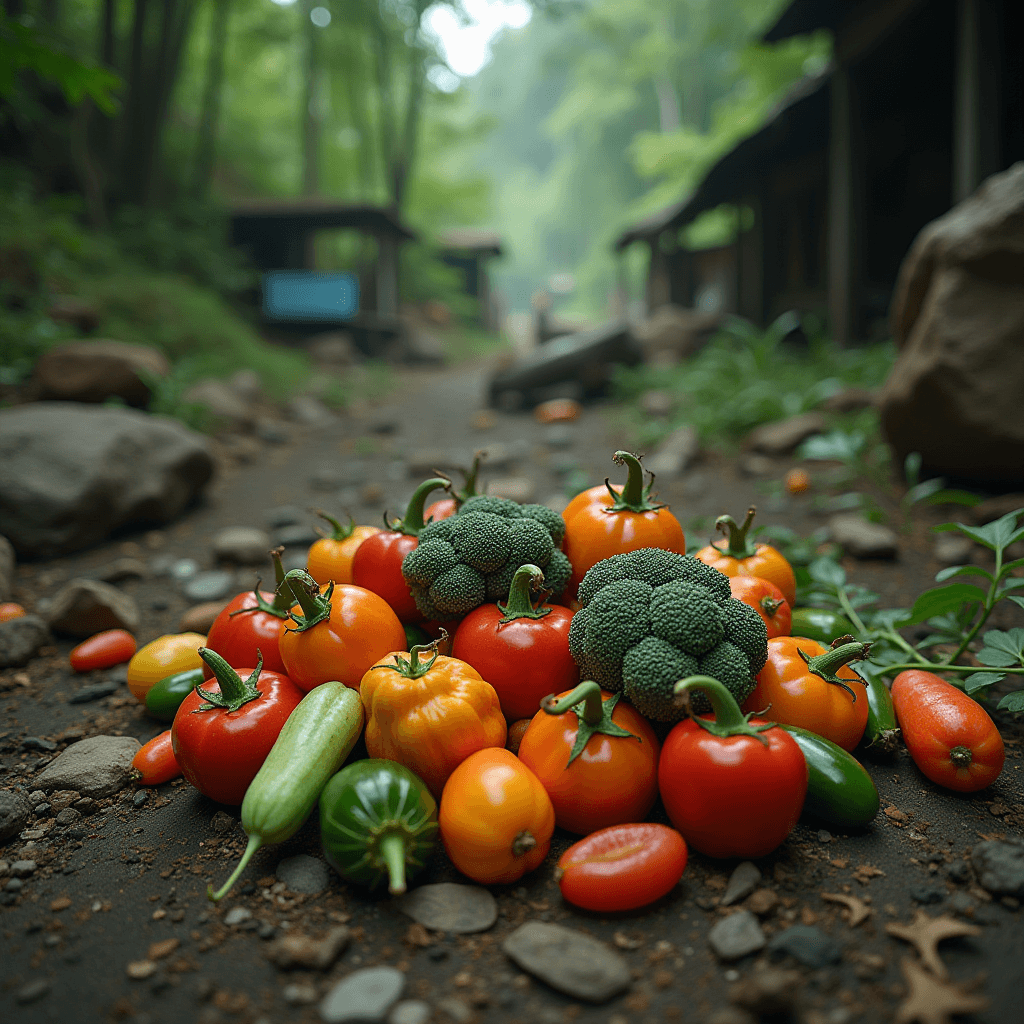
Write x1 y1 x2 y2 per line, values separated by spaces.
562 451 685 600
307 512 380 586
0 602 26 622
439 747 554 885
518 682 660 835
127 633 206 703
69 629 137 672
132 730 182 785
557 824 688 912
744 636 869 751
729 576 791 638
695 506 796 606
891 670 1004 792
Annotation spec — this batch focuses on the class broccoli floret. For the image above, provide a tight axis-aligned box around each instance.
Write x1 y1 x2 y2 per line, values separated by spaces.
520 503 566 546
541 549 572 598
617 548 694 589
507 517 554 569
576 558 629 607
409 583 445 621
649 581 725 656
450 512 511 573
697 641 757 710
429 564 486 616
622 637 698 722
460 495 522 519
418 518 456 545
568 605 623 690
402 540 457 586
585 579 652 660
722 598 770 674
484 560 518 601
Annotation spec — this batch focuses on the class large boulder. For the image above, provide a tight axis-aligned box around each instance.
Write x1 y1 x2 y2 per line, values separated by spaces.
32 340 170 407
880 163 1024 484
0 403 214 558
633 305 720 362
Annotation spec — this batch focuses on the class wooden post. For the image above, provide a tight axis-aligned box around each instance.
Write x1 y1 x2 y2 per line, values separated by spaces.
376 233 398 317
827 64 861 347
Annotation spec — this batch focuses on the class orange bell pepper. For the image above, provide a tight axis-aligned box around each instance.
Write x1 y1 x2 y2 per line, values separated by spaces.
360 634 506 798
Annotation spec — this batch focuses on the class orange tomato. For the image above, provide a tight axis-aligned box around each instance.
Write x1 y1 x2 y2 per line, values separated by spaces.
439 748 554 885
126 633 206 703
695 506 796 606
744 636 869 751
307 512 380 586
534 398 581 423
562 451 685 600
784 468 811 494
517 683 660 834
0 603 26 622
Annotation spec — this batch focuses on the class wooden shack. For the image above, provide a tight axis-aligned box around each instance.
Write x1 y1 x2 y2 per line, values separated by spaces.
437 229 503 331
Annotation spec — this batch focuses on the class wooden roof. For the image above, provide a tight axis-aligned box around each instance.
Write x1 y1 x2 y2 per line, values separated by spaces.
229 199 416 241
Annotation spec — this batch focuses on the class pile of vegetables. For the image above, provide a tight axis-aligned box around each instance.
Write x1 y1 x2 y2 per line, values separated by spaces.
73 452 1014 915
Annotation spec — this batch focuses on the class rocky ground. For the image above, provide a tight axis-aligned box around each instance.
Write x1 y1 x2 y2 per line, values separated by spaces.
1 358 1023 1024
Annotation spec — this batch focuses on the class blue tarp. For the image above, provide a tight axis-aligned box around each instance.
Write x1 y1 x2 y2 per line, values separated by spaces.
262 271 359 322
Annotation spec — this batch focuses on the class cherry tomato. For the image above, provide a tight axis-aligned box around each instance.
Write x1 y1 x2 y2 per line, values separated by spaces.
745 636 869 751
423 497 457 522
69 629 137 672
729 577 791 638
307 512 380 586
695 506 796 607
127 633 206 703
891 670 1004 792
451 564 578 721
557 824 688 912
784 468 811 494
562 452 685 600
518 682 660 835
171 649 303 805
132 730 182 785
0 602 26 622
439 748 554 885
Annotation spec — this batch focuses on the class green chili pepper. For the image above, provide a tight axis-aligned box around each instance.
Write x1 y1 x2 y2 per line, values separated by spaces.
790 608 857 645
862 675 900 754
145 668 204 721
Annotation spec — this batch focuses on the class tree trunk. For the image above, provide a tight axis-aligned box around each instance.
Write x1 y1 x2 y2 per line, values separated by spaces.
118 0 151 202
92 0 116 201
192 0 232 199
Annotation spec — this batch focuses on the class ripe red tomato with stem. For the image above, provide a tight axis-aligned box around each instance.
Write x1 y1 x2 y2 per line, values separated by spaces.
132 730 181 785
891 669 1004 792
171 648 303 805
556 823 688 912
518 680 660 835
424 452 485 523
352 477 450 623
729 576 791 638
451 564 578 721
659 675 807 858
204 548 292 677
70 629 137 672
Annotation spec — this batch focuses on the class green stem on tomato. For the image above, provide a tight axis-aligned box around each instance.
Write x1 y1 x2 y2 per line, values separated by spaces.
384 477 450 536
195 649 263 712
372 632 445 679
498 564 551 622
603 451 665 513
280 569 333 632
541 681 639 766
673 675 776 746
313 509 355 541
710 506 759 559
799 638 872 700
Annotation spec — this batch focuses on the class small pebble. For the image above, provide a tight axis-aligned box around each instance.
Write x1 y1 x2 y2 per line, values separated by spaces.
708 911 766 961
170 559 200 582
22 737 57 752
276 854 330 895
817 830 833 843
6 877 24 892
320 966 405 1023
183 571 236 603
126 960 158 980
12 860 37 877
133 791 149 808
16 979 50 1004
283 983 318 1006
766 925 842 968
33 803 51 816
722 862 762 907
388 1000 431 1024
224 907 252 926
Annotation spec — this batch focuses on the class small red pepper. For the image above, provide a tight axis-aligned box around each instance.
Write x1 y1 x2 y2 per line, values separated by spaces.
133 730 182 785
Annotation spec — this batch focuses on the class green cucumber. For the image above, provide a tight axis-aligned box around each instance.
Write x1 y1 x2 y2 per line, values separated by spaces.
862 675 900 754
780 724 880 828
790 608 856 645
145 668 204 721
208 681 364 900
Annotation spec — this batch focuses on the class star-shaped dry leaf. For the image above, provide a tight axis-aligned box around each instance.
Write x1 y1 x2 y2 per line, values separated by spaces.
894 957 989 1024
821 891 872 927
885 911 981 979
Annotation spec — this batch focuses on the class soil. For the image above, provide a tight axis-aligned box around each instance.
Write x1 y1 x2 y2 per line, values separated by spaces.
2 359 1022 1024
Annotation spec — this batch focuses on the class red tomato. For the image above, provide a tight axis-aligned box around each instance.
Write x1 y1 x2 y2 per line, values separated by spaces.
891 670 1005 792
659 676 807 858
451 565 578 720
132 730 181 785
424 497 457 522
557 824 688 912
0 603 26 622
171 650 303 805
729 577 791 638
69 629 137 672
204 589 289 678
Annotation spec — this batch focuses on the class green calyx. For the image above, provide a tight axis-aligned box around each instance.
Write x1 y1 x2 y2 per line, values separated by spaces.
710 506 760 559
603 451 666 514
194 648 264 713
498 564 552 622
541 680 640 766
281 569 333 633
799 635 871 701
761 595 785 617
372 631 446 679
384 477 450 536
314 509 356 542
673 675 775 746
448 450 485 507
230 547 294 620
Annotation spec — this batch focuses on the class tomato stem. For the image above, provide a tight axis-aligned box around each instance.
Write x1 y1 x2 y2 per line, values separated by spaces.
231 547 294 620
498 564 552 622
450 451 485 507
603 451 666 514
511 830 536 857
673 675 775 746
710 506 759 560
208 833 262 901
281 570 333 632
541 681 639 765
949 745 973 768
313 509 355 541
385 477 450 536
799 637 871 700
379 832 408 895
372 631 445 679
194 648 264 712
761 595 785 617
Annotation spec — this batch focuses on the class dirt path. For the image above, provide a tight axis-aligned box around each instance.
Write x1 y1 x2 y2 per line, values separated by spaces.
2 359 1022 1024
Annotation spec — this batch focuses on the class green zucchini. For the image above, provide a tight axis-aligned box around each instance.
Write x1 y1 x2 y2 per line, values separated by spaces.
862 675 900 754
790 608 856 645
780 724 880 828
145 668 204 721
320 759 437 895
208 681 364 900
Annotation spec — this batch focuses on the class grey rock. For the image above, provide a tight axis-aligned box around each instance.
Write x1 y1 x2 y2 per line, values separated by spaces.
266 927 350 970
543 425 575 449
910 885 945 904
947 859 971 884
0 403 213 558
212 526 271 565
33 339 169 407
646 425 700 479
182 379 254 429
228 368 262 402
224 907 252 926
0 615 50 667
169 558 200 581
934 534 974 566
949 891 976 917
434 999 472 1024
69 679 121 704
256 419 291 444
487 476 536 503
276 524 320 547
634 305 720 361
722 862 762 907
288 395 335 426
395 883 498 934
767 925 842 968
132 791 148 808
388 1000 431 1024
46 579 139 638
73 797 97 815
15 978 50 1005
738 454 774 477
34 735 141 798
283 983 320 1006
95 557 148 583
6 877 24 892
746 412 826 455
22 737 56 752
310 467 345 492
183 571 236 603
639 389 674 417
501 921 631 1003
0 533 14 601
320 966 405 1023
33 803 51 816
277 854 330 894
11 860 37 877
828 514 899 559
972 839 1024 896
266 505 304 528
708 911 767 961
